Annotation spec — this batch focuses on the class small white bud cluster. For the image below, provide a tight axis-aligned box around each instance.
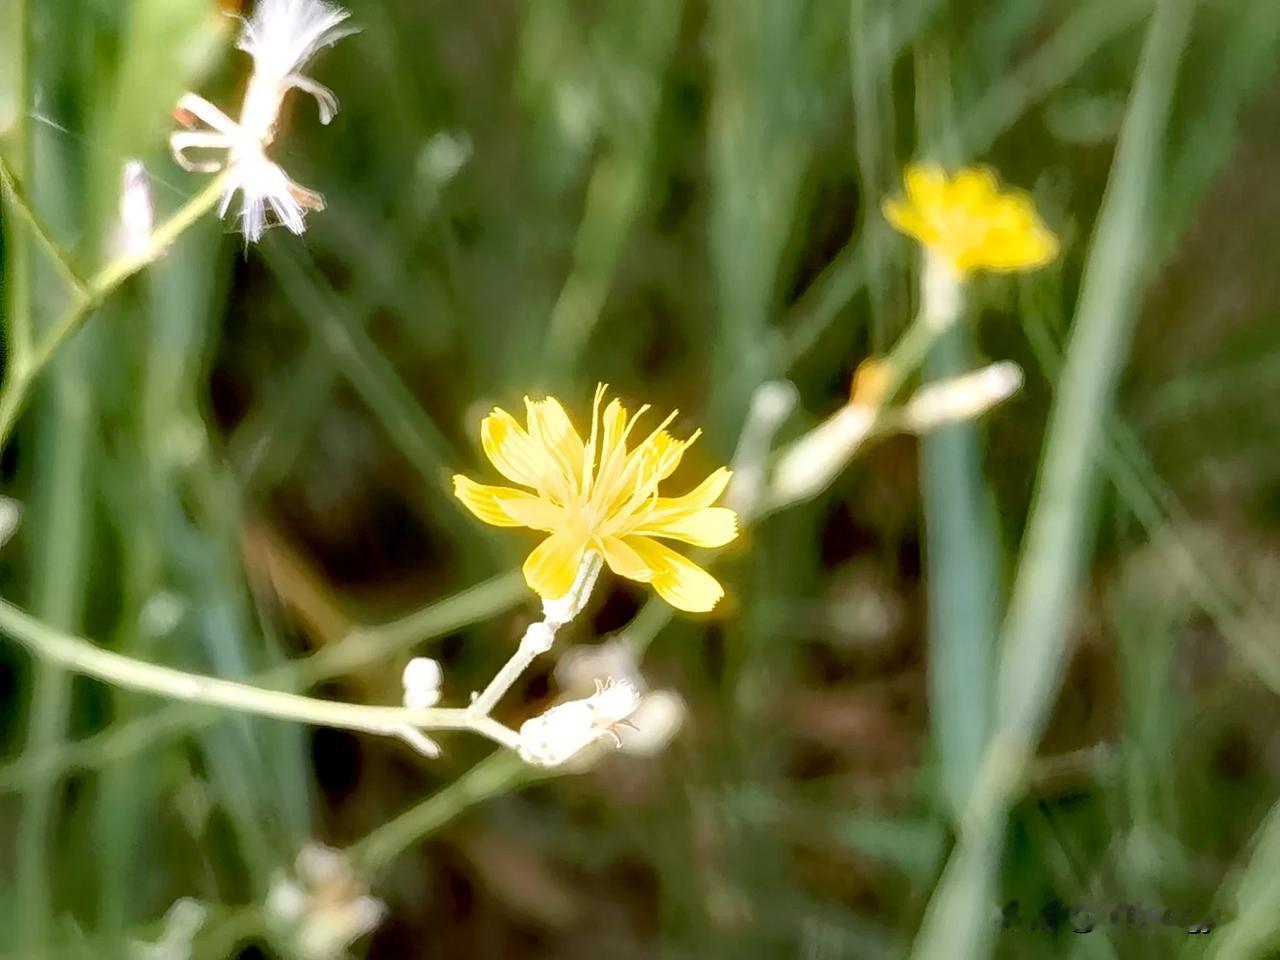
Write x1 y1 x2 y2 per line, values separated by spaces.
401 657 443 709
265 843 385 960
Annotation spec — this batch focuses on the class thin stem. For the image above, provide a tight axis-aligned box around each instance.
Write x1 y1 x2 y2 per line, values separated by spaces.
0 158 89 299
0 171 233 449
3 0 33 363
468 554 602 718
468 624 553 719
0 571 529 791
909 0 1196 955
350 750 544 872
0 596 521 751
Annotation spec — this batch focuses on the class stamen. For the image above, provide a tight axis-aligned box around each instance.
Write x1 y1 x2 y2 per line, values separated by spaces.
581 384 607 500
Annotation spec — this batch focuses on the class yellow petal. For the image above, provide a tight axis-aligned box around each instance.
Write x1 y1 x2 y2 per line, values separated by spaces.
583 397 625 495
850 357 891 409
882 196 937 247
635 429 689 483
523 533 586 600
648 466 733 517
524 396 585 489
481 407 555 490
948 167 999 211
498 495 566 532
597 535 654 582
453 475 538 527
626 536 724 613
637 506 738 547
904 162 946 209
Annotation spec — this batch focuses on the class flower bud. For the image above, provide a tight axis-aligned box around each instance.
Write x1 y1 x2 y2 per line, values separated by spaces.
901 362 1023 431
770 405 874 509
401 657 443 709
517 678 641 768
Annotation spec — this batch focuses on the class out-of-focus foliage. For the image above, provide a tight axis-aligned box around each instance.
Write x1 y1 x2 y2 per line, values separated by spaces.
2 0 1280 957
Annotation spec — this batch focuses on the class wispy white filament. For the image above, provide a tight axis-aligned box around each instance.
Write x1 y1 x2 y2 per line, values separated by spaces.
238 0 357 139
169 0 355 243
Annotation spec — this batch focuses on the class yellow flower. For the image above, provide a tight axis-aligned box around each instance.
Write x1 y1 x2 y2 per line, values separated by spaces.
883 163 1058 275
453 385 738 613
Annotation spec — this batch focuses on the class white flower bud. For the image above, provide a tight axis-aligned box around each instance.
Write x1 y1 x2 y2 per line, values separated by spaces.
517 678 641 768
119 160 154 257
770 405 874 508
618 690 686 757
401 657 442 709
901 362 1024 432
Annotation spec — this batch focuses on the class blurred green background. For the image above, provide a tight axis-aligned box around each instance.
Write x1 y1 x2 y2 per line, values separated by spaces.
3 0 1280 956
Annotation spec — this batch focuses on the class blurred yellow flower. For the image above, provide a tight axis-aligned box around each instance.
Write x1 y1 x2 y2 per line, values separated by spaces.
453 385 737 613
883 163 1058 275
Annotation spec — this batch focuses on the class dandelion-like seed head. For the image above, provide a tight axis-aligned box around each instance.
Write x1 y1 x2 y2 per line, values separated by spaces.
238 0 356 83
168 0 353 244
221 146 326 243
453 385 738 613
237 0 356 140
883 163 1058 277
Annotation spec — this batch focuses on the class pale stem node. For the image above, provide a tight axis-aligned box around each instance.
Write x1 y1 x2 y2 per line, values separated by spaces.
391 724 442 759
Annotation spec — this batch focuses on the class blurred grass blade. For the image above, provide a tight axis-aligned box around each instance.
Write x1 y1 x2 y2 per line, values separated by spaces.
910 1 1196 957
920 326 1000 824
994 0 1193 754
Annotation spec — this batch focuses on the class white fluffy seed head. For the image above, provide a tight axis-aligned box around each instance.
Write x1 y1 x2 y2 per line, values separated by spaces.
220 147 324 244
238 0 356 84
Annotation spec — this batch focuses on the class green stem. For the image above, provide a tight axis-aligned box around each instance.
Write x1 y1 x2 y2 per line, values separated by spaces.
0 571 529 791
909 1 1196 956
3 0 32 362
0 157 88 298
350 750 544 872
0 171 232 449
0 596 522 750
